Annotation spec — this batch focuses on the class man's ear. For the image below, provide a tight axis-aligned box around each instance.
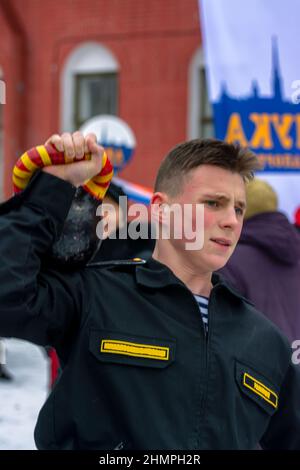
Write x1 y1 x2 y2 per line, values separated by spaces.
151 192 169 224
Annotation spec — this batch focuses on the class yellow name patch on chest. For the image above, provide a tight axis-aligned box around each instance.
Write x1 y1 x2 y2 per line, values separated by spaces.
101 339 170 360
243 372 278 409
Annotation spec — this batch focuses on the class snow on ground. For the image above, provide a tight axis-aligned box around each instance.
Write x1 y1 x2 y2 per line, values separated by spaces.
0 338 49 450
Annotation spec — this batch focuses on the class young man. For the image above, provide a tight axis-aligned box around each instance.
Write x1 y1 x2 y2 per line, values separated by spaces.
0 132 299 450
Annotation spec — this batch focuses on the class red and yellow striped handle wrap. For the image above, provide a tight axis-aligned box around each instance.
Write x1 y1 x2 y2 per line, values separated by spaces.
12 144 113 200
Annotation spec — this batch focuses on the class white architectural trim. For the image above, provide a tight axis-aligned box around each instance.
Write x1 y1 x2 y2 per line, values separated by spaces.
187 47 204 139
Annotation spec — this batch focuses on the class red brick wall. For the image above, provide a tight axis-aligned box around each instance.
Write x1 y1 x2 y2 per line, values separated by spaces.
0 0 201 196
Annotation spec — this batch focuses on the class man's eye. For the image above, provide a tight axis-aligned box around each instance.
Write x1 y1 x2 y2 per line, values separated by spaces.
235 207 244 216
205 200 218 208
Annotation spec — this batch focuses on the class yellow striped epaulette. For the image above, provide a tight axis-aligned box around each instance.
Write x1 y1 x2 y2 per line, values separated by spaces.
87 258 147 268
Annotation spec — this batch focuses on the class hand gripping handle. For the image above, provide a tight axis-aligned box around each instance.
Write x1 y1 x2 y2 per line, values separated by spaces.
12 143 113 200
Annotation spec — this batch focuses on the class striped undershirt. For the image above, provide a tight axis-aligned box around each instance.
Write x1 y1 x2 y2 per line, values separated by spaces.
193 294 209 334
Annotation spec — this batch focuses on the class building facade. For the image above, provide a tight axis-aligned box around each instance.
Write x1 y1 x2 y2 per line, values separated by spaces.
0 0 211 199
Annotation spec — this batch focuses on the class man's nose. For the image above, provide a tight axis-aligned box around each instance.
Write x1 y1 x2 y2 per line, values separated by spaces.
219 207 239 229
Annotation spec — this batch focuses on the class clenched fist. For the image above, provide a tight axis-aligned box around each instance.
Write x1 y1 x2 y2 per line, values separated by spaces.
43 131 105 187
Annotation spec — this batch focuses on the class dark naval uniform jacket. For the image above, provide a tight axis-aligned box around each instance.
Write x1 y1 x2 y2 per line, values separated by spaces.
0 172 300 450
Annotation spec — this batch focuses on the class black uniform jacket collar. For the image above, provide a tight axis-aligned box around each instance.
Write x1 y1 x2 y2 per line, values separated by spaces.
136 256 246 301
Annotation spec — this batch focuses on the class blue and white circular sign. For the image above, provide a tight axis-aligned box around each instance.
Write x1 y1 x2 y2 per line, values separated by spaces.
80 115 136 173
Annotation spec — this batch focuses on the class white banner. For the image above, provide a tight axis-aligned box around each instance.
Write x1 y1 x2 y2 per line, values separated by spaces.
199 0 300 221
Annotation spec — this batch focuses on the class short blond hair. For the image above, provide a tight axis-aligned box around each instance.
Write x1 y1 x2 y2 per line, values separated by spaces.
245 179 278 220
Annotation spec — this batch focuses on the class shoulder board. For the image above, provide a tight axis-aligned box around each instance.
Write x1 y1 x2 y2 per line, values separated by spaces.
87 258 147 268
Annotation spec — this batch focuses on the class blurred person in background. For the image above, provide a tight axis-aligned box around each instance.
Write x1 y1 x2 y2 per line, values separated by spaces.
93 180 155 262
219 179 300 343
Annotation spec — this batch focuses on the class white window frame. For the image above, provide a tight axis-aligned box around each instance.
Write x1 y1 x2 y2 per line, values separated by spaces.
188 46 214 139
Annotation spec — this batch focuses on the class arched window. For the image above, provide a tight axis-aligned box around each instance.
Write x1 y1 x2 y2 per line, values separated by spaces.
188 47 214 139
61 42 119 131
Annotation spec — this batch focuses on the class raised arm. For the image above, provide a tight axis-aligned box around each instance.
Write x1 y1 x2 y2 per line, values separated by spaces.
0 132 107 353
